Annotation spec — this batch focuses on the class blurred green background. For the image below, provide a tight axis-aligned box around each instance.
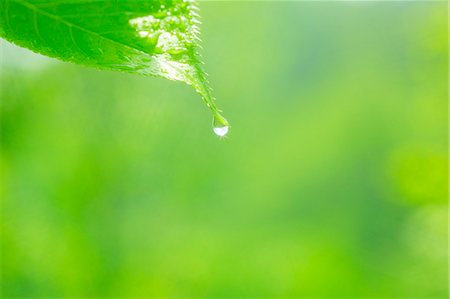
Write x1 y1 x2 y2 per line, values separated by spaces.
0 1 448 298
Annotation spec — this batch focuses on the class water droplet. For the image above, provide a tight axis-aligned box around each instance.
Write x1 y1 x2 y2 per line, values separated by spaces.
161 15 180 30
129 15 159 31
213 125 229 137
212 114 229 137
138 30 149 37
156 32 186 54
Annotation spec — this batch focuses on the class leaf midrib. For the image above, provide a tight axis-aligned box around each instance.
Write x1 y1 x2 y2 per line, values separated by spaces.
12 0 153 59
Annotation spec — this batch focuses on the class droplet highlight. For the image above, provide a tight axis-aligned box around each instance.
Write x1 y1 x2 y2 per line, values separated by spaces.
213 125 229 137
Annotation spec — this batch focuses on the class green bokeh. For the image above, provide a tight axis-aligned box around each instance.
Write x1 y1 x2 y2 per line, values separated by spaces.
0 2 448 297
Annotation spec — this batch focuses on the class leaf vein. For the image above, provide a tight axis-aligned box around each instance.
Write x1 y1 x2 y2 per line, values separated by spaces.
12 0 154 59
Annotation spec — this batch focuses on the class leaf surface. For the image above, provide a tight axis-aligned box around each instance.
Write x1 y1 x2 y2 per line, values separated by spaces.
0 0 229 130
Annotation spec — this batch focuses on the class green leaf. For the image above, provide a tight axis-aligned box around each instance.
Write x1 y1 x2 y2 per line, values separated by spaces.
0 0 229 134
